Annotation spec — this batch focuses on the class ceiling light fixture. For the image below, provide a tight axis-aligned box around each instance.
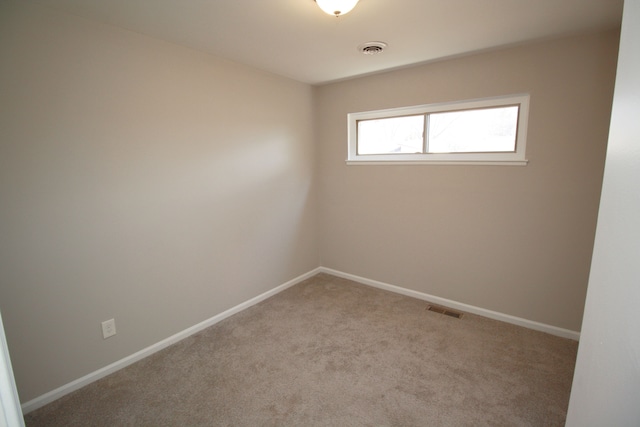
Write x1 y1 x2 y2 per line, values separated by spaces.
314 0 360 17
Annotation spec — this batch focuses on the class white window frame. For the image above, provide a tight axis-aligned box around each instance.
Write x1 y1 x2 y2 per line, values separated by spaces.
347 94 530 166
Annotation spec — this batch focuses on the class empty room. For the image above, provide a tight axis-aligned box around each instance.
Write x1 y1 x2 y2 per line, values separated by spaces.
1 0 639 426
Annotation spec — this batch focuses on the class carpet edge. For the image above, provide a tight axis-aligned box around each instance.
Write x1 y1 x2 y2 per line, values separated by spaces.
318 267 581 341
20 267 322 414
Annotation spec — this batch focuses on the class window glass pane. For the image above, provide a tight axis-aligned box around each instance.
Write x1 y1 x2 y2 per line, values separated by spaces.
427 106 519 153
357 115 424 155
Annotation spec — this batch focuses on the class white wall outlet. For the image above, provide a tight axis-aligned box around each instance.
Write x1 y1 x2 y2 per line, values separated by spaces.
101 319 116 339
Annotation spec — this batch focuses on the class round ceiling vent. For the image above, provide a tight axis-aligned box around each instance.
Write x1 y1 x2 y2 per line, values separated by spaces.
358 41 388 55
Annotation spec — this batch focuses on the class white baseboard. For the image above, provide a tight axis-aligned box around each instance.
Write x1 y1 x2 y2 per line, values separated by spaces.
22 265 579 413
21 267 322 414
318 267 580 341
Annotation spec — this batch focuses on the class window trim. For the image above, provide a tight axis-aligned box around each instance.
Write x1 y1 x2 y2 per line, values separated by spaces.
347 94 530 166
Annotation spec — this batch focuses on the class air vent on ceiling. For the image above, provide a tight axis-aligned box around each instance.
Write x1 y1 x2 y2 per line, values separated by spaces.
358 41 387 55
426 304 463 319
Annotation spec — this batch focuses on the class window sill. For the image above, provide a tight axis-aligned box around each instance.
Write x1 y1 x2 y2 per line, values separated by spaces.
346 159 529 166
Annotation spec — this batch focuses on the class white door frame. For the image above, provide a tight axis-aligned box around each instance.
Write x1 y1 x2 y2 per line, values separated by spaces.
0 311 24 427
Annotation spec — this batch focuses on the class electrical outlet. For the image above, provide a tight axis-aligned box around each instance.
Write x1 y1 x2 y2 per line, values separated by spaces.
101 319 116 339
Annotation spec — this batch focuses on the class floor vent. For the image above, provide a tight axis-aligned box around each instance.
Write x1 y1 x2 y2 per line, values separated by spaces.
426 304 463 319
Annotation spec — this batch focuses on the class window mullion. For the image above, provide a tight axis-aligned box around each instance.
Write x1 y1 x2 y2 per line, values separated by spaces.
423 113 430 154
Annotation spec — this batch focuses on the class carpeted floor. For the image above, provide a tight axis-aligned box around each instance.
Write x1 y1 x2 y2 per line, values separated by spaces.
24 273 578 426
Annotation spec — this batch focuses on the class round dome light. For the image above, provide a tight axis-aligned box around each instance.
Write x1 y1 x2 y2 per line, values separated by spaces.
315 0 360 17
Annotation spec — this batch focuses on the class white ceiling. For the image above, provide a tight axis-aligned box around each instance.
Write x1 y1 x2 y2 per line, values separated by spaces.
30 0 623 85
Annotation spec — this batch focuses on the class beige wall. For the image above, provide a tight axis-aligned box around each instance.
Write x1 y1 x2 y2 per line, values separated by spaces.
0 3 317 402
316 31 619 332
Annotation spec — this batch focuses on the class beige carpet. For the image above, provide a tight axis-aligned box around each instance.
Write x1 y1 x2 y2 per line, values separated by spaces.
25 273 578 426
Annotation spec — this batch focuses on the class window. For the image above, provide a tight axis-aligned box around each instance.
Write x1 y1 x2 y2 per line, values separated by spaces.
347 94 530 165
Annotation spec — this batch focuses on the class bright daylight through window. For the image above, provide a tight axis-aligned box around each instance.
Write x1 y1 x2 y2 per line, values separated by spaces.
348 94 530 165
